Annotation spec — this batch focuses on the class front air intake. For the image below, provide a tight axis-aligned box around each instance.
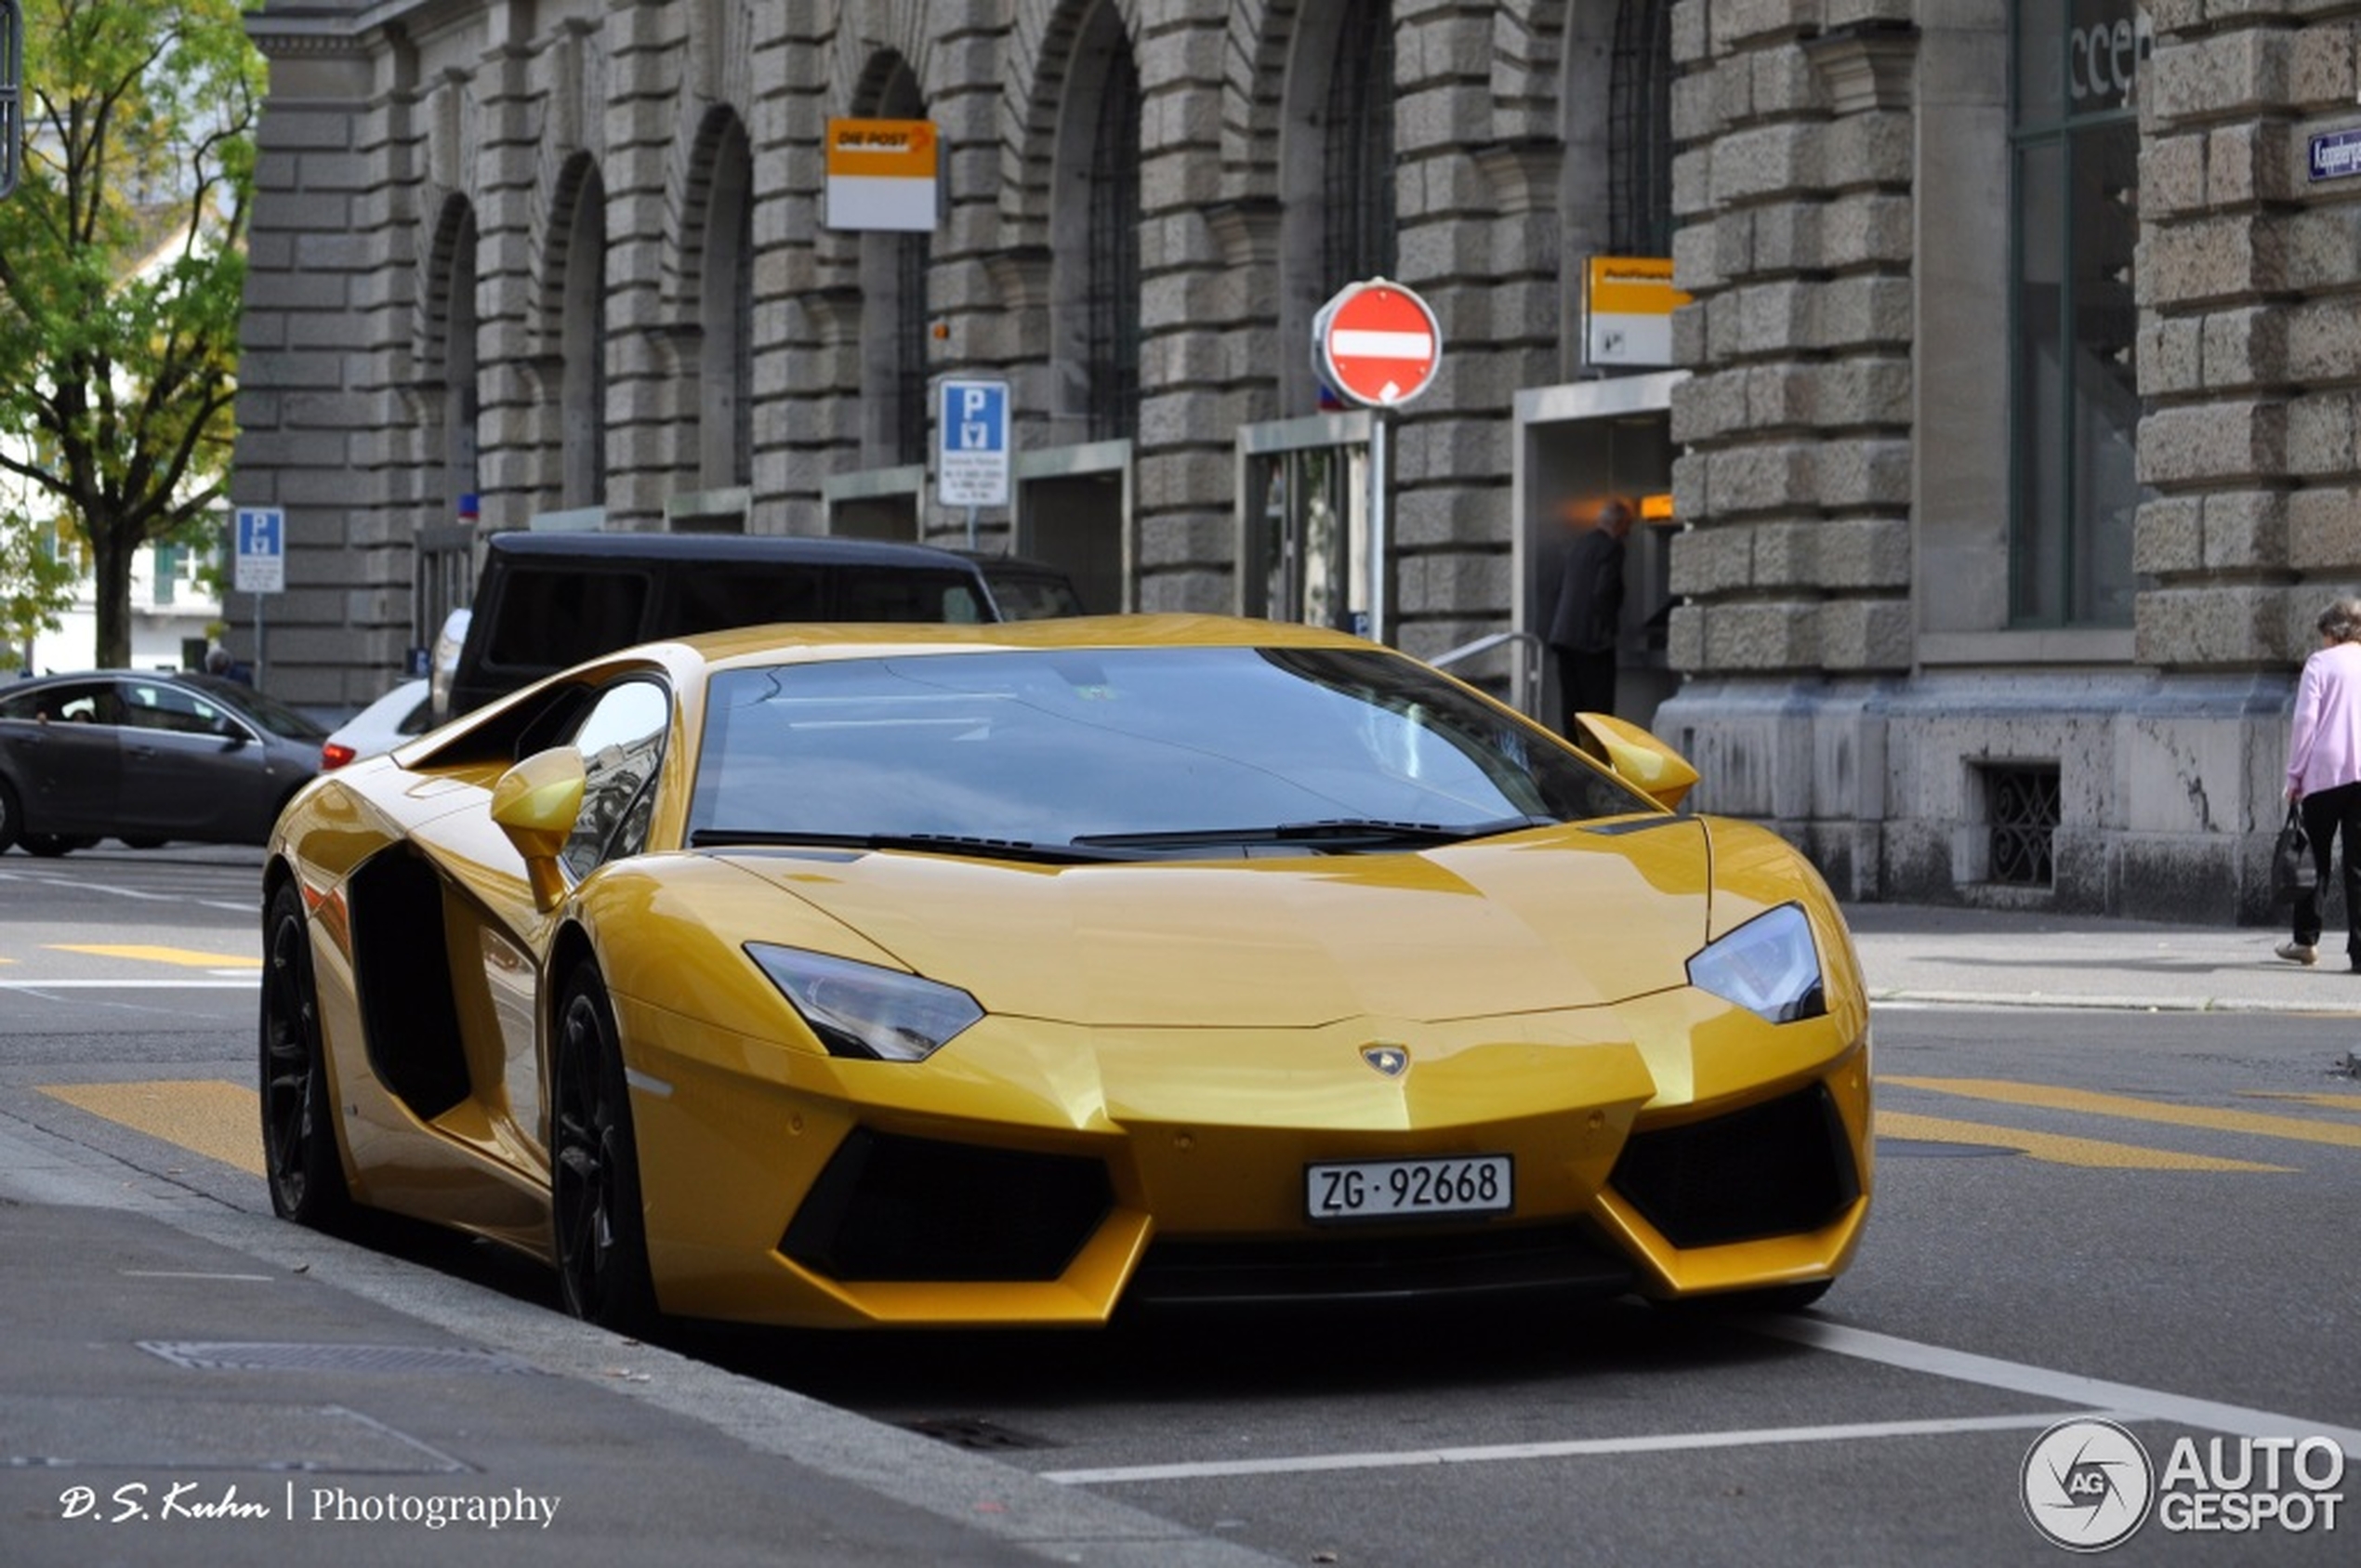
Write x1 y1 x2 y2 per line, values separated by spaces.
1609 1083 1859 1248
782 1129 1112 1282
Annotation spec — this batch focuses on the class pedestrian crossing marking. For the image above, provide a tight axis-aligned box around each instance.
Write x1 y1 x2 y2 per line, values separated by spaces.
47 943 260 969
1884 1076 2361 1151
1878 1111 2289 1172
39 1081 263 1177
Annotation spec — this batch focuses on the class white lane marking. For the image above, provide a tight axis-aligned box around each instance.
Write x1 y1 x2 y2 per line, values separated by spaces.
1754 1318 2361 1454
1039 1411 2094 1485
120 1270 276 1282
0 979 259 990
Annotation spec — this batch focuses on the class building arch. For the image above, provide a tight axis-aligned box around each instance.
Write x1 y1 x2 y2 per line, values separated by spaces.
539 152 609 513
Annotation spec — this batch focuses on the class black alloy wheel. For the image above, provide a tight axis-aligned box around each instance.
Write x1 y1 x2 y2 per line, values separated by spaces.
551 961 658 1333
259 879 353 1228
0 777 20 854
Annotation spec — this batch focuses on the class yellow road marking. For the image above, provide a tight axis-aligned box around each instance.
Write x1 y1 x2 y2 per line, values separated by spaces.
1879 1110 2290 1172
48 943 260 969
39 1081 263 1177
2236 1090 2361 1115
1885 1076 2361 1151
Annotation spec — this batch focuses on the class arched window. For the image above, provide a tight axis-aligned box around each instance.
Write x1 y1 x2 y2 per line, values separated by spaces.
860 58 930 467
700 125 754 489
1323 0 1396 286
1608 0 1674 257
1280 0 1398 411
1050 2 1140 441
438 205 480 516
560 166 608 509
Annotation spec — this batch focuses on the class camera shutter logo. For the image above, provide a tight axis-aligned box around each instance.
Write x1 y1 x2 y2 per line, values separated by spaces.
2023 1418 2155 1552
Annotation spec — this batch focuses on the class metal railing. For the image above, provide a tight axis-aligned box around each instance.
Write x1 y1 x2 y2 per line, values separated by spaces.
1431 628 1544 720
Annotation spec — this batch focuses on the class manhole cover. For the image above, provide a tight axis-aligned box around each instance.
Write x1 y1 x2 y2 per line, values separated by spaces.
139 1341 544 1376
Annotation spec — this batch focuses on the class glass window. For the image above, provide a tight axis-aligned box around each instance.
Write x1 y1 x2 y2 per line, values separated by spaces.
561 679 670 879
1 680 119 725
1323 1 1397 285
1086 43 1141 441
2011 0 2144 626
688 645 1655 853
122 679 249 739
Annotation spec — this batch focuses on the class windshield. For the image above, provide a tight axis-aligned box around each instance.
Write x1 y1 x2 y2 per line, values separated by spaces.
688 645 1655 855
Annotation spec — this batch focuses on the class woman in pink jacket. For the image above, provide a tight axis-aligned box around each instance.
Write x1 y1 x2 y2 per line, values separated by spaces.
2281 597 2361 967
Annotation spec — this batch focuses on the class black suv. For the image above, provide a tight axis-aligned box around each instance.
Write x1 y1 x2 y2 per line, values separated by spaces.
442 533 1040 718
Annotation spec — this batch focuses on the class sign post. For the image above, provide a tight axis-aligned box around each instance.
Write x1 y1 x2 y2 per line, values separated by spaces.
1312 279 1444 646
234 507 285 689
936 378 1010 547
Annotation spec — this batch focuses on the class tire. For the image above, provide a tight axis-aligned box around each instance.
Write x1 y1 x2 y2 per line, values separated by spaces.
0 777 20 854
118 837 166 850
551 961 658 1333
20 833 78 857
259 880 355 1229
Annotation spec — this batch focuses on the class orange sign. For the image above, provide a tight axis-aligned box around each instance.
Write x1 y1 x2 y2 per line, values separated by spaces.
824 119 939 231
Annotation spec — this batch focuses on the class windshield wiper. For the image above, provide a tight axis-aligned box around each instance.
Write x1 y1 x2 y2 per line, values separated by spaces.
690 828 1126 864
1070 814 1552 851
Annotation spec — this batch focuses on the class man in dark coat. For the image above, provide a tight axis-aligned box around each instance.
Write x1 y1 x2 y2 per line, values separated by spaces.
1548 497 1634 733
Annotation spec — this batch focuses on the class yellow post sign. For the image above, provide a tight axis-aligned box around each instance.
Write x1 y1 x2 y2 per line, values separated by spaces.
824 118 939 232
1585 256 1691 369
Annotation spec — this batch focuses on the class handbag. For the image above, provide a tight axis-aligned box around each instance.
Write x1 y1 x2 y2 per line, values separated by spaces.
2274 804 2316 903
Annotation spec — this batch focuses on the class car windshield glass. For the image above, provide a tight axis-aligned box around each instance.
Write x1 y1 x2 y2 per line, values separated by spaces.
688 645 1656 853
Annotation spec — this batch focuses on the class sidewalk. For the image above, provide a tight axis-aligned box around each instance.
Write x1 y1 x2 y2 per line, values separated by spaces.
0 1124 1281 1568
1843 902 2361 1016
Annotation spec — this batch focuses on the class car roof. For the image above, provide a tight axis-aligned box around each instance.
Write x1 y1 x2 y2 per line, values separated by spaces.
480 532 986 569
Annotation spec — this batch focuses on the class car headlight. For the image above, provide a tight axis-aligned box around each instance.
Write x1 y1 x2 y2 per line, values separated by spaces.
1686 903 1826 1023
745 944 983 1062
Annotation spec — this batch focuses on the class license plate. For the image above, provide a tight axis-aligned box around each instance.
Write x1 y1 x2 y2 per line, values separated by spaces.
1305 1154 1513 1222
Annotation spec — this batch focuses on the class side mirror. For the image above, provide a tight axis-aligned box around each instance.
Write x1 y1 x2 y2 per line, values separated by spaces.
491 746 586 911
1571 712 1700 813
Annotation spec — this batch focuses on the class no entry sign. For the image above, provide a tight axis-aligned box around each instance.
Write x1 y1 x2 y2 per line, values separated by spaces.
1314 278 1443 408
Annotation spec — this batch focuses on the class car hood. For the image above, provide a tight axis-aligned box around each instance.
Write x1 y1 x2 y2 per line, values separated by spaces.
715 819 1711 1027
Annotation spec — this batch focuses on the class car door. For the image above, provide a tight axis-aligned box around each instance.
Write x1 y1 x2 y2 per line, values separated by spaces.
114 678 279 841
0 680 126 836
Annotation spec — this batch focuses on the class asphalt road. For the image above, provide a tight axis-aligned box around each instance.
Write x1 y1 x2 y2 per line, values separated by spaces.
2 843 2357 1566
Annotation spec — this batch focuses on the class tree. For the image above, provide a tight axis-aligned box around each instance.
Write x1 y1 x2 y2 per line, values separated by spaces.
0 0 260 669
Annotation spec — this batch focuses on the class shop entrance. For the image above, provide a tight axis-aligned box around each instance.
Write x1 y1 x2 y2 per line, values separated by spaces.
1512 372 1682 733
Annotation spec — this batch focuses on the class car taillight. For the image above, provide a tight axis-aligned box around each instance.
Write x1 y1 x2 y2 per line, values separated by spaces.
321 742 357 770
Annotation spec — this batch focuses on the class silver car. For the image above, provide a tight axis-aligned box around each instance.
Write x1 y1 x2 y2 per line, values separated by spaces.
0 670 327 855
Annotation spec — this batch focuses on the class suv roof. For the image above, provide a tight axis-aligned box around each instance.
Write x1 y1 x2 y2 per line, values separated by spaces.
477 532 987 568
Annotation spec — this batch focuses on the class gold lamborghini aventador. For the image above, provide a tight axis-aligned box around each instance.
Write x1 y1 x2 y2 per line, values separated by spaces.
260 614 1871 1332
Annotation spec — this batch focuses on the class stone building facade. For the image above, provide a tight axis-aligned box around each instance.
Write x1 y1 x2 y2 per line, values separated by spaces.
231 0 2361 924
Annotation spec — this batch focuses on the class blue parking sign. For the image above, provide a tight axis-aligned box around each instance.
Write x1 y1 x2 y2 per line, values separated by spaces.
234 506 286 594
937 379 1009 508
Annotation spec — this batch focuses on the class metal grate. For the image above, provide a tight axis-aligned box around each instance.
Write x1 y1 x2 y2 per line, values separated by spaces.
139 1341 546 1376
904 1417 1059 1452
1984 763 2062 886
